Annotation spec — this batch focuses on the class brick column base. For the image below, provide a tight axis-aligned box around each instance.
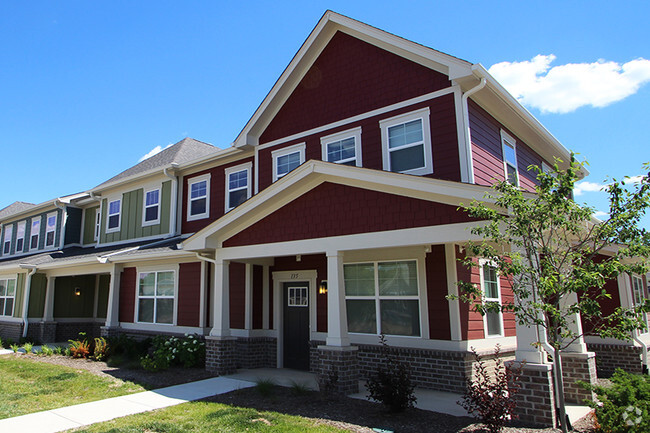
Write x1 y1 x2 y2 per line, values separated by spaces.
27 321 57 344
206 336 237 375
514 363 556 427
561 352 597 404
100 326 120 339
588 343 643 377
316 345 359 395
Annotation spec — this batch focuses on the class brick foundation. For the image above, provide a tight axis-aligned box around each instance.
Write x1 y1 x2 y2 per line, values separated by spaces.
588 343 643 377
234 337 277 369
100 326 121 339
315 345 359 394
514 363 556 427
206 336 237 375
55 322 103 342
561 352 597 404
0 320 23 342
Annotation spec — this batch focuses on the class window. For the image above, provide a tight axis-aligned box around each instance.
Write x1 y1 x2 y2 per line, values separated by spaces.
45 213 57 247
0 278 16 317
187 174 210 220
272 143 305 181
137 270 175 324
107 199 121 232
143 189 160 225
225 163 252 212
380 108 433 175
632 275 646 306
3 225 12 255
501 130 519 186
344 260 421 337
29 219 40 250
15 222 25 253
481 262 503 337
321 127 362 167
94 210 100 241
288 286 308 307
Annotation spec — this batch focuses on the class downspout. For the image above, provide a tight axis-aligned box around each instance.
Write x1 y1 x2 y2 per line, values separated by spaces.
20 264 38 338
90 192 102 247
163 163 179 238
461 71 487 184
54 199 66 250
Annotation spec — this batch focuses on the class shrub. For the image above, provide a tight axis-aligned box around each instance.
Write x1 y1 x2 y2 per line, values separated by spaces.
141 354 170 372
68 338 91 359
584 369 650 433
0 337 3 348
93 337 109 361
38 345 54 356
53 346 63 355
255 378 276 397
458 345 523 433
22 342 33 354
10 344 19 353
365 335 417 413
140 334 205 371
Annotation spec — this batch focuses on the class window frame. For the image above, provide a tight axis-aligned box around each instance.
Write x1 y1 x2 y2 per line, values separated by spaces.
29 218 40 251
479 259 504 338
135 268 177 325
186 174 211 221
0 277 17 317
94 209 101 242
224 162 253 212
106 198 121 233
15 221 26 253
501 130 519 187
142 187 161 227
344 259 422 338
320 127 363 167
3 225 13 255
271 143 306 182
45 212 57 247
379 107 433 176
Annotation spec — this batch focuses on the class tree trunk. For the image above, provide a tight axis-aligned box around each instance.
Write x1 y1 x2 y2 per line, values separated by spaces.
554 349 569 433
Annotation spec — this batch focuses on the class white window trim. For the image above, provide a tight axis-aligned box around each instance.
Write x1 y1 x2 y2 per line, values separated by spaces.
3 225 12 255
45 212 57 247
134 265 179 326
479 259 504 338
29 218 40 251
379 107 433 176
142 187 161 227
224 162 253 213
15 221 26 254
501 130 519 186
187 173 211 221
106 198 122 233
320 127 363 167
0 276 17 317
271 143 306 182
344 259 423 338
94 209 100 242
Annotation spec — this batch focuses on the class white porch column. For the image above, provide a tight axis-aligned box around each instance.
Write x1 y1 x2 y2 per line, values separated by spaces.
244 263 253 331
209 258 230 337
561 291 588 353
43 276 56 322
326 250 350 347
105 264 123 327
262 265 270 330
199 260 207 328
445 243 462 341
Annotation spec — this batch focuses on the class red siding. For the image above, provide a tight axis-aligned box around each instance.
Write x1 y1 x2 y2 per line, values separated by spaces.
469 100 545 192
426 244 451 340
119 267 136 323
260 31 451 143
181 157 254 234
252 264 263 329
177 262 201 327
224 182 475 247
229 262 246 329
500 273 517 337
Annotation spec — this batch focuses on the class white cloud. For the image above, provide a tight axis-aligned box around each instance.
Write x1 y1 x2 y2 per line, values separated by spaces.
489 55 650 113
574 181 606 196
138 143 173 162
592 210 609 220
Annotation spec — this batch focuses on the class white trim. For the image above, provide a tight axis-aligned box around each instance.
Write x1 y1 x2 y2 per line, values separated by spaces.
380 107 433 176
119 322 204 335
134 264 179 326
478 259 504 338
186 173 211 221
271 142 305 182
45 212 57 247
106 198 122 233
320 127 362 167
224 162 253 212
445 243 462 341
500 129 519 187
15 221 26 254
142 187 161 227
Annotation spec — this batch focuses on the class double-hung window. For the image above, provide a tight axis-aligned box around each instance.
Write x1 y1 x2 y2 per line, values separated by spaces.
137 270 175 324
107 199 121 232
501 130 519 186
29 219 40 250
344 260 421 337
0 278 16 317
380 108 433 175
143 189 160 226
15 222 26 253
632 275 648 330
225 163 252 212
45 213 57 247
272 143 305 182
481 262 503 337
187 174 210 220
3 225 12 255
94 210 101 241
321 127 362 167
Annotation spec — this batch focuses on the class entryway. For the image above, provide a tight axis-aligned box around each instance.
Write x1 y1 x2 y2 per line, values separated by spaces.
283 281 310 370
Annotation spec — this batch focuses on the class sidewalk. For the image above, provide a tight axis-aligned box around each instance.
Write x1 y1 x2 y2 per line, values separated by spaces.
0 376 255 433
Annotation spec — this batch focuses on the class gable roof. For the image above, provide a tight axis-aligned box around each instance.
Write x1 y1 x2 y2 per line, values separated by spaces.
0 201 37 221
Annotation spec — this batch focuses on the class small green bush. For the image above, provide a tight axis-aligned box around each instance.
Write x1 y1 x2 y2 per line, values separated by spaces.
93 337 109 361
255 378 276 397
39 345 54 356
139 334 205 371
10 344 19 353
22 342 33 354
53 346 63 355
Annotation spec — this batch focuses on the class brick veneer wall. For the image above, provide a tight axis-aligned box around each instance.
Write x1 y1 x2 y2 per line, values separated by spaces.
561 352 597 404
588 343 643 377
315 345 360 394
55 321 103 342
0 321 23 342
514 363 556 427
234 337 277 369
205 336 237 375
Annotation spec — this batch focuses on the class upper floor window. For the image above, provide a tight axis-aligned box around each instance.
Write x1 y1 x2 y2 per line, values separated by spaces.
3 225 12 255
187 174 210 221
321 127 362 167
16 222 26 253
137 270 175 324
481 261 503 337
380 108 433 176
107 199 121 233
501 130 519 186
45 213 57 247
225 163 252 212
143 189 160 226
272 143 305 182
632 275 645 305
30 219 40 250
94 209 100 241
0 278 16 317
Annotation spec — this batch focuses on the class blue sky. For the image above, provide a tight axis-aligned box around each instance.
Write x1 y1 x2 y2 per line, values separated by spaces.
1 1 648 227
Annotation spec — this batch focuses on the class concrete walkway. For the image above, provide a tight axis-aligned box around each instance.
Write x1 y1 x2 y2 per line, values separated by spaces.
0 376 255 433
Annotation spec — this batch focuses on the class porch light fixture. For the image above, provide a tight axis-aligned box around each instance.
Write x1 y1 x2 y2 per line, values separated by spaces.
318 280 327 295
74 287 81 296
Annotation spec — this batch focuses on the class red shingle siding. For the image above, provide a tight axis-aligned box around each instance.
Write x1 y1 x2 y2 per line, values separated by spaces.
252 264 264 329
177 262 201 327
229 262 246 329
224 182 475 247
119 267 136 323
426 244 451 340
260 31 451 144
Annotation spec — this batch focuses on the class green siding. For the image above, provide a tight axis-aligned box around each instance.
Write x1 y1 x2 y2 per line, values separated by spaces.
83 206 99 245
12 273 26 318
27 273 47 318
96 274 110 319
1 209 63 257
54 275 96 318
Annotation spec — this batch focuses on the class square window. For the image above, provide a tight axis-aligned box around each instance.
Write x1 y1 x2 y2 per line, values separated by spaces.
137 270 175 324
272 143 305 182
321 128 362 167
380 108 433 175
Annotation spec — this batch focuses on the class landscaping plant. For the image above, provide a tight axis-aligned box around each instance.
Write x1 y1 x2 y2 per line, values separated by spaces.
93 337 109 361
68 335 91 359
21 342 33 354
140 334 205 372
10 344 19 353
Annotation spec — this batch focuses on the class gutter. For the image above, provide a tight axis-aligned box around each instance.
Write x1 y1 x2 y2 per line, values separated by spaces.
19 264 38 338
460 74 487 184
163 163 179 238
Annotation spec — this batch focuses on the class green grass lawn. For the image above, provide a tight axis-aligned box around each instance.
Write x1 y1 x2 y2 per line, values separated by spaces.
70 400 345 433
0 356 145 419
